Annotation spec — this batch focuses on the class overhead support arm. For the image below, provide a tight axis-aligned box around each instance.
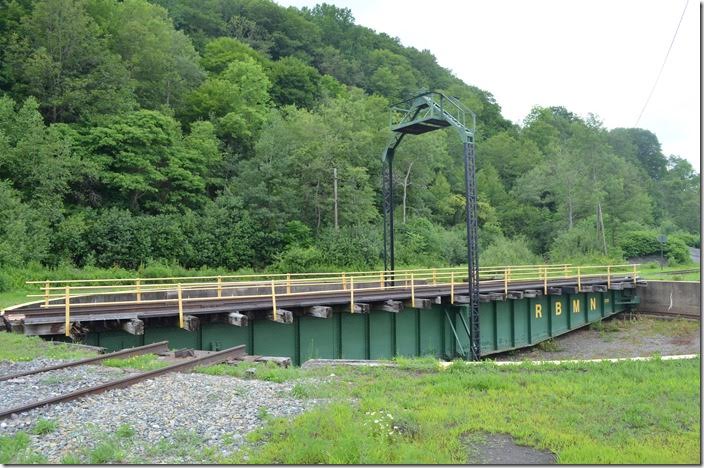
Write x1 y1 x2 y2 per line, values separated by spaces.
380 90 480 360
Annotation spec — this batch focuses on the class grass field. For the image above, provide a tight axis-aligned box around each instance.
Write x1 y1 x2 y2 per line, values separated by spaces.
0 330 699 464
0 333 96 362
225 357 700 464
638 263 700 281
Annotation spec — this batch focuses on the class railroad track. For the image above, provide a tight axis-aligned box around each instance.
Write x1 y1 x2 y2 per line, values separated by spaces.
3 275 641 327
644 269 700 276
0 343 246 420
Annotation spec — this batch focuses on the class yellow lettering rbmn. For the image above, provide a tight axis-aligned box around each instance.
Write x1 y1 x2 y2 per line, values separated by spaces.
555 302 562 316
535 303 542 318
590 297 597 310
572 299 581 313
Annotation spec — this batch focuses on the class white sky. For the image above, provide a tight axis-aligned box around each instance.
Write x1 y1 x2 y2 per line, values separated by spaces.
276 0 700 172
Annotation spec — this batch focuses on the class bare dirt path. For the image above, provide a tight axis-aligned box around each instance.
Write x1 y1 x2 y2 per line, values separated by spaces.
494 314 700 361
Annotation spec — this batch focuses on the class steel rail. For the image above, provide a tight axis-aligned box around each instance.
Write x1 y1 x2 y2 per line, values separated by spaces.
4 275 639 323
0 345 246 420
0 341 169 383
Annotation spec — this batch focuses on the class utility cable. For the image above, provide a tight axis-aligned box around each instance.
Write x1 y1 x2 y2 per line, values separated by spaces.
634 0 689 126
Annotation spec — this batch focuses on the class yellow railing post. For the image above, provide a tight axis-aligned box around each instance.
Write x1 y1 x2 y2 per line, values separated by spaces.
64 286 70 337
342 272 347 291
504 268 510 295
632 264 637 285
177 283 184 328
411 273 416 308
564 264 569 278
136 279 142 303
350 276 355 313
577 267 581 292
432 269 437 285
543 266 547 295
607 265 611 289
286 273 292 295
44 281 50 307
450 271 455 304
380 271 385 290
271 279 278 321
217 276 222 298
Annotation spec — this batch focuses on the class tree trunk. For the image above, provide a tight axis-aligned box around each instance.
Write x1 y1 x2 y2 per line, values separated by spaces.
315 180 321 232
402 162 413 224
333 167 338 230
597 202 608 255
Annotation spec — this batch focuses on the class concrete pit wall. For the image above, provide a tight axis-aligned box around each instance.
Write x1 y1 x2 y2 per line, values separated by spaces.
636 281 701 318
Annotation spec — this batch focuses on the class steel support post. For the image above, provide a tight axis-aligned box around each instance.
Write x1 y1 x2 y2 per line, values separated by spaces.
463 141 481 360
382 148 395 283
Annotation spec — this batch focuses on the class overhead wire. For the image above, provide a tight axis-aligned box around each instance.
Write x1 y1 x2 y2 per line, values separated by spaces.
634 0 689 126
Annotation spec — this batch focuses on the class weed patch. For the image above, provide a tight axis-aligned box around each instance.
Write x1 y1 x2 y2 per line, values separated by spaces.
31 419 58 435
102 354 168 371
115 423 135 438
196 361 307 382
0 432 47 464
230 358 700 464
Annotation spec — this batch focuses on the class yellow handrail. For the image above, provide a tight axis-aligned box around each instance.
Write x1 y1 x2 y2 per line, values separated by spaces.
22 263 640 312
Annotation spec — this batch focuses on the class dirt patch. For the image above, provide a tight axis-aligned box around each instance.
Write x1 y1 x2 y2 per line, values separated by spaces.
494 315 700 361
464 432 556 464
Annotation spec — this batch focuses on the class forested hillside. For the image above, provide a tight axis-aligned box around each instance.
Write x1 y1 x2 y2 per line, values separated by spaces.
0 0 699 279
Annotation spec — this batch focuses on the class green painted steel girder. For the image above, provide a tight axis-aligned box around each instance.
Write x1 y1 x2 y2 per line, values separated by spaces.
85 289 637 365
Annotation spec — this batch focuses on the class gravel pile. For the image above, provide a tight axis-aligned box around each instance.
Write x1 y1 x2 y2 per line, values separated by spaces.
1 371 322 463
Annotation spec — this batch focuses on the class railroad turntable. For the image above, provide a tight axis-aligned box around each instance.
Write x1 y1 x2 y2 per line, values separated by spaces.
2 264 645 365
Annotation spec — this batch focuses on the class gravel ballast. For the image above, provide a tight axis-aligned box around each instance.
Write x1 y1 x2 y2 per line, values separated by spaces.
0 366 321 463
0 363 134 419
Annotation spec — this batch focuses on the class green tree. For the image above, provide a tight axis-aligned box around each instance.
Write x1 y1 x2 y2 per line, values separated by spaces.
5 0 135 122
268 56 322 109
0 181 50 266
183 57 271 149
201 36 267 74
90 0 204 110
657 156 700 233
86 110 217 213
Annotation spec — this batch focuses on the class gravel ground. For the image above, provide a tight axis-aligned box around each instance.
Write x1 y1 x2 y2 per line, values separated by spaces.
0 358 71 377
494 315 700 361
1 369 321 463
0 363 133 420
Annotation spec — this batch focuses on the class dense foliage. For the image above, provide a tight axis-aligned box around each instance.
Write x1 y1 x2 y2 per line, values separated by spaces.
0 0 699 274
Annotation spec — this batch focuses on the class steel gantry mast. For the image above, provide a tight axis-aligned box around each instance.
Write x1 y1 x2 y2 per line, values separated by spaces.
381 91 480 360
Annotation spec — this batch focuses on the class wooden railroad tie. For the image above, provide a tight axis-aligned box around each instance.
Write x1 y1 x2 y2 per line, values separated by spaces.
506 291 524 300
344 303 370 314
183 315 200 332
405 298 433 309
228 312 248 327
489 292 506 301
121 318 144 336
378 300 404 313
304 305 332 318
267 309 294 324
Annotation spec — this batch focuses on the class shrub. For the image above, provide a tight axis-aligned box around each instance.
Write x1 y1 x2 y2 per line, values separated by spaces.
619 231 662 258
271 246 325 273
317 225 382 270
619 230 691 264
480 235 542 266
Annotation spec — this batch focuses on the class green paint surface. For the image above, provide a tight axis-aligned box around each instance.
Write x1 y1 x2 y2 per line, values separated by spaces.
82 291 633 364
